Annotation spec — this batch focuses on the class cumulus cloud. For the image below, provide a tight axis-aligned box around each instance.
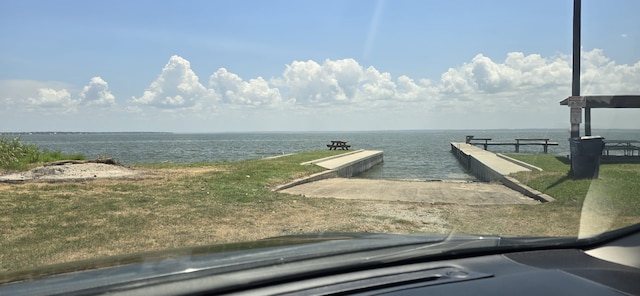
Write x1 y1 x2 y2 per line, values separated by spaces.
79 77 115 106
273 58 436 108
0 80 71 100
277 59 352 105
439 52 571 96
3 49 638 130
209 68 281 107
435 48 640 102
432 48 640 115
28 88 78 109
131 55 214 109
581 48 640 94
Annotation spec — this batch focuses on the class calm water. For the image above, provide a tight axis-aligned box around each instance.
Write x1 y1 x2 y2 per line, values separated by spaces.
11 129 640 181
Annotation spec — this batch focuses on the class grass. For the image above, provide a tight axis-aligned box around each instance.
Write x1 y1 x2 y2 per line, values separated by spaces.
504 153 640 232
1 149 639 278
506 154 640 210
0 150 360 273
0 137 85 171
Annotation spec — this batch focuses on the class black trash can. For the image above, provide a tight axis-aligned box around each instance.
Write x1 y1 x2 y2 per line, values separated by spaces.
570 136 605 179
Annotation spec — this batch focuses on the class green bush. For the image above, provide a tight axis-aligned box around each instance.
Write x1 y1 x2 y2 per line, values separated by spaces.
0 137 85 171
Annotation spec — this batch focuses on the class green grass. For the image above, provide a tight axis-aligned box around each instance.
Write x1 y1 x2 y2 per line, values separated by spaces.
0 150 354 274
506 154 640 215
0 137 85 171
1 149 638 278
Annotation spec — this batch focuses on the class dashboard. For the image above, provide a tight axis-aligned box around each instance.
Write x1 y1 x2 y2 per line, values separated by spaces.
134 234 640 295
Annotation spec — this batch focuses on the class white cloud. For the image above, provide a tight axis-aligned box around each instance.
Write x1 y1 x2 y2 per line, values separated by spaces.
274 58 437 109
79 77 115 106
277 59 344 105
439 52 571 96
431 48 640 118
28 88 78 110
2 49 639 131
131 55 214 109
581 48 640 94
0 80 73 107
209 68 281 107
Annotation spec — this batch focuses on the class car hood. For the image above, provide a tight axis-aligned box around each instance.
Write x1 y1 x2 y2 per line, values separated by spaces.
0 231 587 295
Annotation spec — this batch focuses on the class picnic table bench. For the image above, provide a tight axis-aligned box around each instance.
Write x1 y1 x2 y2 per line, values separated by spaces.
327 140 351 150
603 140 640 157
465 136 558 153
466 136 493 149
515 138 556 153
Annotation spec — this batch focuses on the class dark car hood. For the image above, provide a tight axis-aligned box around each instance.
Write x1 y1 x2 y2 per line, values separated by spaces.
0 232 584 295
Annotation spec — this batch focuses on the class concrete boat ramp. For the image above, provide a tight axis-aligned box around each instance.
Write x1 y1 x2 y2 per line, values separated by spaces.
277 147 552 205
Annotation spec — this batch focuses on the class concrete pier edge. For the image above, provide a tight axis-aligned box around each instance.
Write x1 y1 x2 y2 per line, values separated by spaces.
300 149 365 166
502 176 555 202
496 153 543 171
451 142 555 203
274 150 383 191
273 170 338 192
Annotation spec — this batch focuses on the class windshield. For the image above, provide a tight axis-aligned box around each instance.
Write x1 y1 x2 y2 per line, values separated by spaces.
1 0 639 280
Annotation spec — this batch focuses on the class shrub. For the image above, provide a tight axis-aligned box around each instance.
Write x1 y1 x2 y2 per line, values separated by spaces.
0 137 85 171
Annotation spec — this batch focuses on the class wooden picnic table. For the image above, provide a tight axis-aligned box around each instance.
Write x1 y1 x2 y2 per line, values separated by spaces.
466 137 492 150
466 136 558 153
327 140 351 150
515 138 555 153
603 140 640 157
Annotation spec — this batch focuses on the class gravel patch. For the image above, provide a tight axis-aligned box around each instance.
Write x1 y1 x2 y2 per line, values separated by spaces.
0 163 139 182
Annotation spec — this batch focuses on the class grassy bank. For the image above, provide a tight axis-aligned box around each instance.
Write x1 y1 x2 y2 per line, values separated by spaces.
0 137 85 171
1 150 370 272
418 154 640 238
506 154 640 214
502 154 640 234
1 150 639 275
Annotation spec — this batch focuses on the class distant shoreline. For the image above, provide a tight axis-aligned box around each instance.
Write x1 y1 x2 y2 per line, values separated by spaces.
0 132 173 136
2 128 640 135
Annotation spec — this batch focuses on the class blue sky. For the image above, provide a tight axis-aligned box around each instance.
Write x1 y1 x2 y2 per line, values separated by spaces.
1 0 639 132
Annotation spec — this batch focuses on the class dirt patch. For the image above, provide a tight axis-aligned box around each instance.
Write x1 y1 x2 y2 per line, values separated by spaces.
0 163 140 183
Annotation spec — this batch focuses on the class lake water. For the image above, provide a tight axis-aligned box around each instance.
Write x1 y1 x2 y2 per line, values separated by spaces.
10 129 640 181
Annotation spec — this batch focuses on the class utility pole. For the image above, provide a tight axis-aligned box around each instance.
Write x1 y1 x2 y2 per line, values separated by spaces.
570 0 581 139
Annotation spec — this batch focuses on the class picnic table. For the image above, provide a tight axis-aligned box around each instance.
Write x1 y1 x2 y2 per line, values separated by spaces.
327 140 351 150
603 140 640 157
465 136 558 153
466 137 492 150
515 138 555 153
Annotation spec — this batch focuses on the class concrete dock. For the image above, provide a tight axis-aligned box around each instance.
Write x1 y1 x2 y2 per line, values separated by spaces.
451 142 554 202
450 142 531 181
309 150 383 177
274 149 383 191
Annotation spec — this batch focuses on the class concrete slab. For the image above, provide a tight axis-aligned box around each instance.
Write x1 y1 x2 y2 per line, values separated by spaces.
313 150 383 170
452 143 530 175
451 142 554 202
281 178 539 205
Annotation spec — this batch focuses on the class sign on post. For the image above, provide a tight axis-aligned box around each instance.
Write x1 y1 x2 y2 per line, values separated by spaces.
570 108 582 124
567 96 586 108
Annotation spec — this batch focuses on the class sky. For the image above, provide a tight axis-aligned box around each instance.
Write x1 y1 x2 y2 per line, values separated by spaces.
1 0 639 132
